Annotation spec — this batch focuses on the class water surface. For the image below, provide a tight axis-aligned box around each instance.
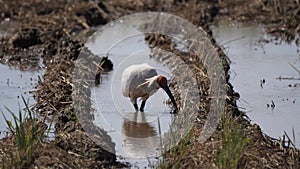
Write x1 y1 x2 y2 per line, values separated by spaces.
213 19 300 147
0 64 42 138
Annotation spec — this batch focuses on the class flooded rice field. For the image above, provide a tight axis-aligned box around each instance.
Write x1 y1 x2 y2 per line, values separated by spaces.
1 0 300 168
2 15 299 168
213 19 300 147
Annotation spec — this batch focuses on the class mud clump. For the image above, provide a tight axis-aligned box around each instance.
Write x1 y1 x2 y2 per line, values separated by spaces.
95 56 114 86
10 28 42 48
75 7 107 27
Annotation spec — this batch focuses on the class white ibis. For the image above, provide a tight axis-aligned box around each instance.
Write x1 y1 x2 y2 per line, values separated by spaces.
121 63 178 113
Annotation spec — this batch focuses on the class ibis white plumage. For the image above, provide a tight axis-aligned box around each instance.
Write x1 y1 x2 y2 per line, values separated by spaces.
121 63 178 113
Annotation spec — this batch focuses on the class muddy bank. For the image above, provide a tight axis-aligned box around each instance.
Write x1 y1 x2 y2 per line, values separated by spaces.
0 0 299 168
0 0 121 168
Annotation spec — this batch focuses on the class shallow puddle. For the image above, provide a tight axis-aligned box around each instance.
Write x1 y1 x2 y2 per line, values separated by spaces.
0 64 42 138
213 19 300 147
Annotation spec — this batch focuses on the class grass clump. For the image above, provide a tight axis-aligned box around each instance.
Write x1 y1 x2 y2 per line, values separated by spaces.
1 97 46 168
155 131 191 169
217 114 250 169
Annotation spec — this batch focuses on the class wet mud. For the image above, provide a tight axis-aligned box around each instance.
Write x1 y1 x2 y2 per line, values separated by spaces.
0 0 299 168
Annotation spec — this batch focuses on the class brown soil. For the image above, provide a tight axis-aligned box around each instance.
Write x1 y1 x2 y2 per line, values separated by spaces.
0 0 299 168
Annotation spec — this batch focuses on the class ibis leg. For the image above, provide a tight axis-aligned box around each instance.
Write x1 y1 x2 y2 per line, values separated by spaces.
140 100 146 112
133 103 138 111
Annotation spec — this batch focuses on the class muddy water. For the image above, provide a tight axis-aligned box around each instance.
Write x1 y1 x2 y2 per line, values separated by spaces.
0 64 42 138
213 20 300 147
86 21 174 167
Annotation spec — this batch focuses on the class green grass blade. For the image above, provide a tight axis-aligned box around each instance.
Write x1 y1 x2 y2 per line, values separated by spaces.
1 111 15 132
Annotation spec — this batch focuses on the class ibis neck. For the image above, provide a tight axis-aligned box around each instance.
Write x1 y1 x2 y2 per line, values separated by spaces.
162 86 178 111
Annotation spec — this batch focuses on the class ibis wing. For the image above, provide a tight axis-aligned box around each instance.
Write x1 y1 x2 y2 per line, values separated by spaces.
121 63 157 97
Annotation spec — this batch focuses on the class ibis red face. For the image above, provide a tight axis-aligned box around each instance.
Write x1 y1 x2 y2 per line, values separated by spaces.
157 76 168 89
157 76 178 113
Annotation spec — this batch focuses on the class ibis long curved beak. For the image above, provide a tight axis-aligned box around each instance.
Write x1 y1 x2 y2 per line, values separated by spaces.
162 86 178 114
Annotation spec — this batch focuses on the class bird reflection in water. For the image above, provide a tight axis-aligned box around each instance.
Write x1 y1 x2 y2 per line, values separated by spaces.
122 112 159 158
